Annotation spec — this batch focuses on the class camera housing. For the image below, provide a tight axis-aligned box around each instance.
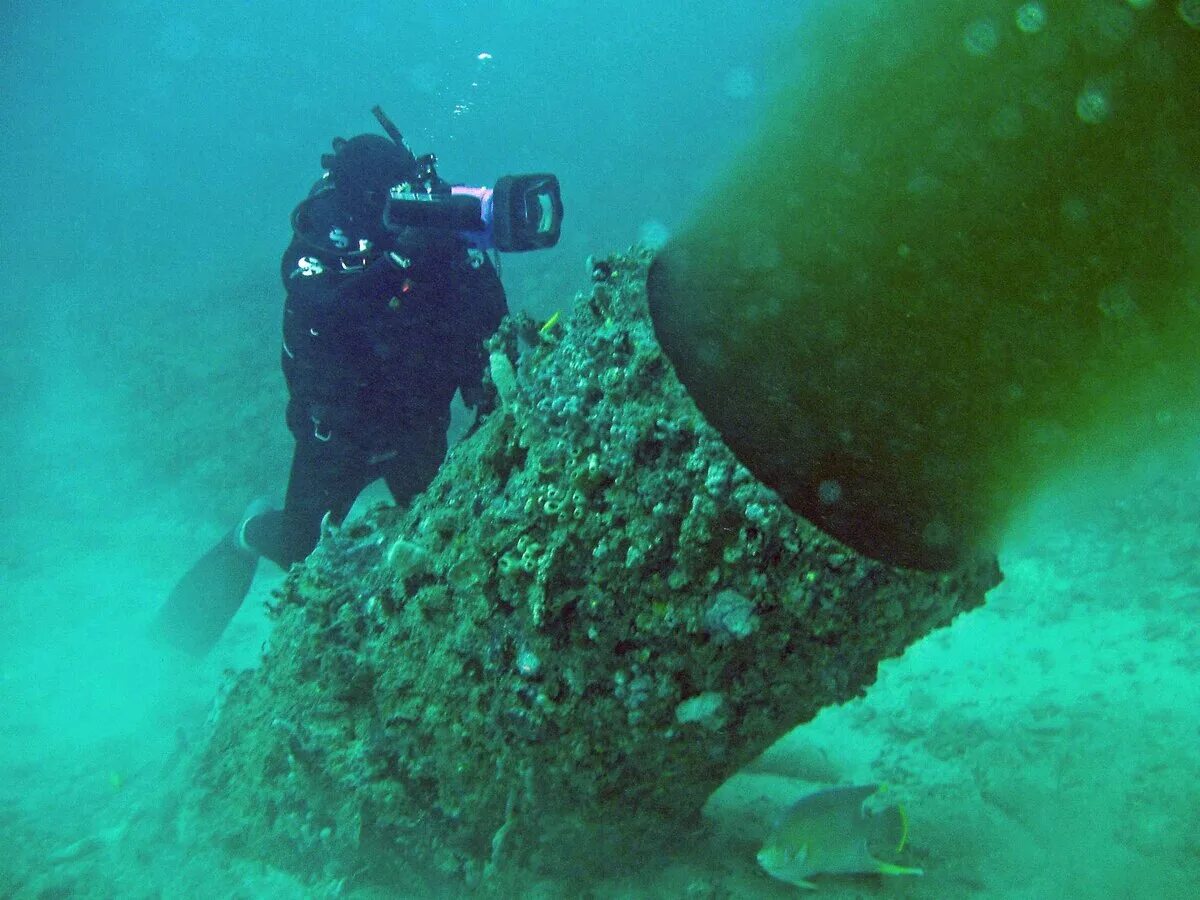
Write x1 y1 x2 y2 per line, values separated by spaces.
384 172 562 253
490 174 563 252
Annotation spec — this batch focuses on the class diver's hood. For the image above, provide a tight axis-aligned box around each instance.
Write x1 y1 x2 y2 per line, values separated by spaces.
322 133 418 219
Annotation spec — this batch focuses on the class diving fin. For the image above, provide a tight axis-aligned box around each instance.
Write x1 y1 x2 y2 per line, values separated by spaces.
153 529 259 656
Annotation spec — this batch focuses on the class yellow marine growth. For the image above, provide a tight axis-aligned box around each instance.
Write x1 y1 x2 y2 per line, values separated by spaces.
757 784 923 890
648 1 1200 569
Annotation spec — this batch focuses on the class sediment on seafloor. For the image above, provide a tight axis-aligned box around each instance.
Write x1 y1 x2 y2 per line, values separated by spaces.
184 248 1000 890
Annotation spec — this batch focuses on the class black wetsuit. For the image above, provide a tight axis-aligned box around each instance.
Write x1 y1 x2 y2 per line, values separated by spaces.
244 179 507 567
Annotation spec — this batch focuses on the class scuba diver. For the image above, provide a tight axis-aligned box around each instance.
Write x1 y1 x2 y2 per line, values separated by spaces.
155 107 562 655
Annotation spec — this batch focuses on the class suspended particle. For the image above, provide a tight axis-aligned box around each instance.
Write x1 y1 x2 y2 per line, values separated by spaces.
963 19 1000 56
922 519 952 548
817 479 843 505
990 105 1026 140
1015 2 1048 34
1080 2 1136 54
723 67 757 100
1180 0 1200 26
1060 195 1090 226
1075 84 1111 124
637 219 671 251
1098 282 1138 320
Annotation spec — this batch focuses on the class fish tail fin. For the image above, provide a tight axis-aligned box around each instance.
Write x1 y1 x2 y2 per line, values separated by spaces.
876 860 924 878
894 802 910 852
867 802 910 853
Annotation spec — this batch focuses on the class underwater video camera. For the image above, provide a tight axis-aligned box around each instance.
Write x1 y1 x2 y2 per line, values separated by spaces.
374 106 562 253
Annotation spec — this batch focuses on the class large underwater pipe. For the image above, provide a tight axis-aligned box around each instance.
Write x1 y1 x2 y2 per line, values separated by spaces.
648 0 1200 570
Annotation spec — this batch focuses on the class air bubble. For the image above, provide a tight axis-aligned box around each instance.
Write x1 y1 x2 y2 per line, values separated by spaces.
1180 0 1200 27
963 19 1000 56
1015 2 1047 34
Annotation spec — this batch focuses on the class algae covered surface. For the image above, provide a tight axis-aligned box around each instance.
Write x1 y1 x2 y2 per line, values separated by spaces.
186 249 997 890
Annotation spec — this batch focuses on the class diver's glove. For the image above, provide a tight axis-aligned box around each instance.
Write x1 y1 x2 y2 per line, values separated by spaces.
338 248 420 305
380 223 468 270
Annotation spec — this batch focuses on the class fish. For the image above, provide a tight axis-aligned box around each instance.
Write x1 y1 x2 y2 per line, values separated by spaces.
756 784 923 890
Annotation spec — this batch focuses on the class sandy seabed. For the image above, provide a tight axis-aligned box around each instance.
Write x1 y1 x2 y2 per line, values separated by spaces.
2 408 1196 898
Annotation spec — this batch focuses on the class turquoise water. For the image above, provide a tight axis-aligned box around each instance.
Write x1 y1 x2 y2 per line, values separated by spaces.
2 2 1198 897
